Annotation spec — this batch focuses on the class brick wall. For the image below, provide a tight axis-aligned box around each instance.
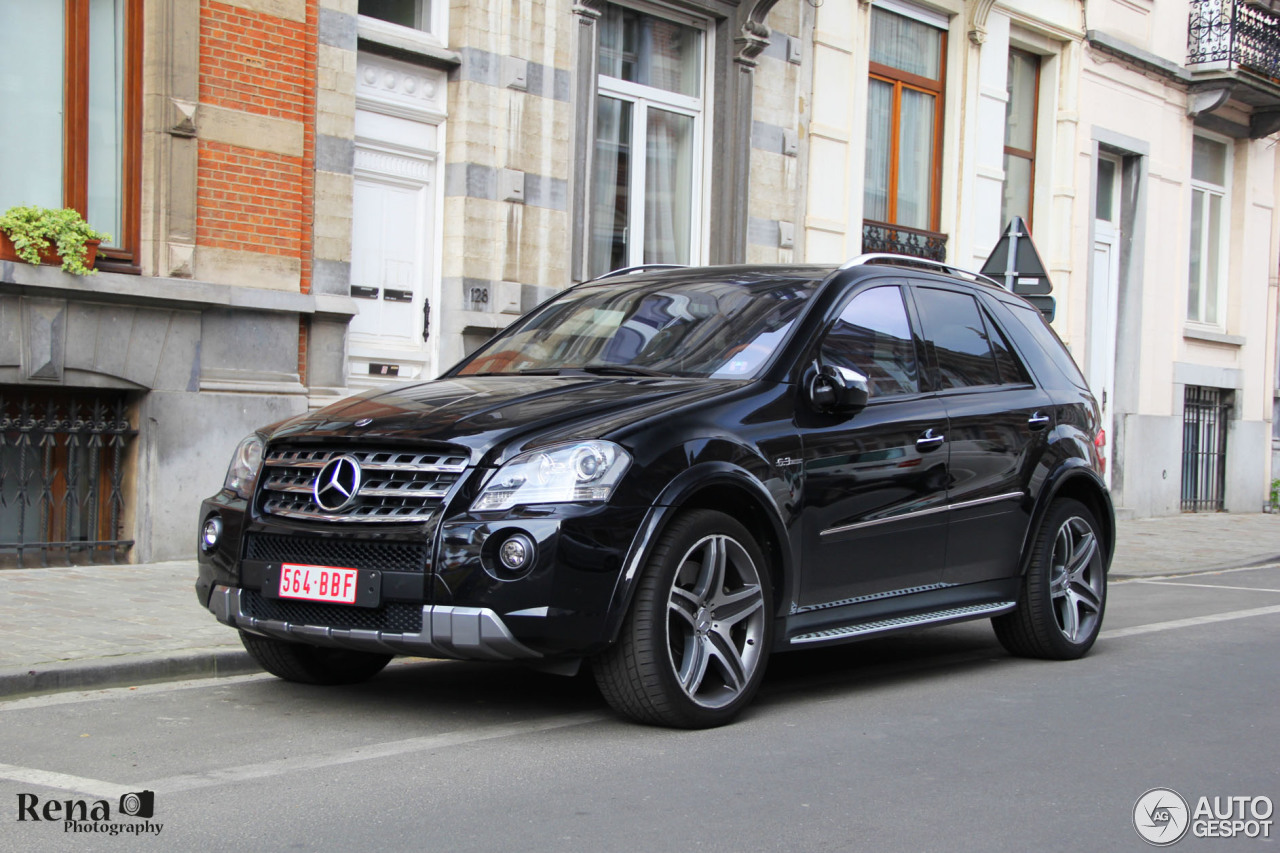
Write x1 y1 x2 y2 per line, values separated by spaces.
196 141 304 257
196 0 316 295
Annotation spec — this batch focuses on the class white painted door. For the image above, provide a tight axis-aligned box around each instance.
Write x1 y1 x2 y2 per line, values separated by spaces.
1088 154 1122 488
348 110 439 391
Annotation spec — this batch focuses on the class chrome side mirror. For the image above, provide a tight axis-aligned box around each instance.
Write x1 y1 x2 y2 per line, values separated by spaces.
807 364 869 415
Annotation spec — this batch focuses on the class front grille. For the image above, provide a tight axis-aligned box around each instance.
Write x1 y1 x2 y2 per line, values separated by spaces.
243 590 424 633
260 446 469 523
245 533 430 573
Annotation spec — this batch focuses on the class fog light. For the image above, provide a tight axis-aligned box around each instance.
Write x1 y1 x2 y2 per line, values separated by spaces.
201 516 223 552
499 533 535 571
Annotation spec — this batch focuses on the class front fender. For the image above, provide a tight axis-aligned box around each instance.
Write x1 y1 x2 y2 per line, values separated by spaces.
599 461 793 645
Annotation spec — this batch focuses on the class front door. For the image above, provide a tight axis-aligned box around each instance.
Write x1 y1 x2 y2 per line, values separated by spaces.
1089 153 1122 488
797 284 950 609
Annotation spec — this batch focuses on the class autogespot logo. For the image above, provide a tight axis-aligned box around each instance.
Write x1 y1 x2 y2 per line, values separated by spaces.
1134 788 1191 846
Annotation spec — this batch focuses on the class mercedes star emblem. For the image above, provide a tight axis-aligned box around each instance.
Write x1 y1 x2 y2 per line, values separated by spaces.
313 455 362 512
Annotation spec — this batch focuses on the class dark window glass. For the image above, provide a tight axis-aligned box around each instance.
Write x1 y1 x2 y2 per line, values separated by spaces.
915 288 1002 389
984 311 1029 385
1005 302 1090 391
820 286 918 397
359 0 429 30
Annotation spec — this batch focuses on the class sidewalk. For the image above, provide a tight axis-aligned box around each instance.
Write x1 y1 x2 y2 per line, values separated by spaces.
2 513 1277 698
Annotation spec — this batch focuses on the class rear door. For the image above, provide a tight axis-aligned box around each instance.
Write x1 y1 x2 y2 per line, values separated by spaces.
796 283 951 609
910 283 1053 587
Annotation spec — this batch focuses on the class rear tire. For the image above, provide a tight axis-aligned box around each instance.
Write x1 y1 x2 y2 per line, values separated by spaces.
239 630 392 685
993 498 1107 660
593 509 773 728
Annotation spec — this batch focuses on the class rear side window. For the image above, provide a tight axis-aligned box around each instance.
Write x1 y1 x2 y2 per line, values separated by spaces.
820 286 919 397
913 287 1008 389
1005 301 1090 392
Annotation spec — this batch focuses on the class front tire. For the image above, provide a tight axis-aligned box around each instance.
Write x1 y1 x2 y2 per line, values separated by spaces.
593 510 774 728
993 498 1107 659
239 630 392 685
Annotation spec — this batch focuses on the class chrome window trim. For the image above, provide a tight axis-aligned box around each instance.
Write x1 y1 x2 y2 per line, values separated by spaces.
820 491 1024 538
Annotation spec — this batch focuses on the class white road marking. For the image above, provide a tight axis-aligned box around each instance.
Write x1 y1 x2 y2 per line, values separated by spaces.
144 711 609 794
1112 562 1280 583
1100 605 1280 640
0 763 134 800
1134 580 1280 594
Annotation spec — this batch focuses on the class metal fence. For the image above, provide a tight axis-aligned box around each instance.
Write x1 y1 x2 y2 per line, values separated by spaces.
861 221 948 263
1188 0 1280 79
1181 385 1231 512
0 390 135 567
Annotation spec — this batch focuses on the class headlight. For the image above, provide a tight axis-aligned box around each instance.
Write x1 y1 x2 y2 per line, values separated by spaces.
224 434 265 499
472 441 631 512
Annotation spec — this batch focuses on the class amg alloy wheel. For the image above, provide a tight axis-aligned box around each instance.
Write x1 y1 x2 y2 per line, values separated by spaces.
593 509 773 728
993 498 1107 660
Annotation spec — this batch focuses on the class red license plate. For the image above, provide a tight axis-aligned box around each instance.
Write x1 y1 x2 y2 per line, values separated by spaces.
279 563 359 604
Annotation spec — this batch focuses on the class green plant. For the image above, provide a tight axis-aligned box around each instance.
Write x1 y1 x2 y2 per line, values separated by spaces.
1271 478 1280 512
0 205 110 275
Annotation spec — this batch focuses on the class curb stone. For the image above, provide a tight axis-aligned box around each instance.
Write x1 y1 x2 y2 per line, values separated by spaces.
0 648 261 700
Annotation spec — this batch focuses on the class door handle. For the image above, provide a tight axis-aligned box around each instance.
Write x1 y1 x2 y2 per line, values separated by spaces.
916 428 945 451
1028 412 1051 431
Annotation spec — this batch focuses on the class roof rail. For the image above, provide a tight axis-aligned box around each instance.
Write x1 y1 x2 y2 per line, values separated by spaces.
586 263 687 283
840 253 1003 289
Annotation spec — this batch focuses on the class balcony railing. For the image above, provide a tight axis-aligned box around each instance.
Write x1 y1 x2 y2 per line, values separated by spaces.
861 220 948 263
1188 0 1280 80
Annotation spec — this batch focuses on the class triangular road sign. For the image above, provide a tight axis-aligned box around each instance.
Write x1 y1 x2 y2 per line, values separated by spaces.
981 216 1052 295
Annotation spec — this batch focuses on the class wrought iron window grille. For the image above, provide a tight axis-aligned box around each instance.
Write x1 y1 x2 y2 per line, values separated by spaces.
1181 385 1232 512
0 391 136 567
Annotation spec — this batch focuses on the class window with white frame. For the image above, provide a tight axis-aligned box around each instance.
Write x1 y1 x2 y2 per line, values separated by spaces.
1187 134 1230 326
589 3 705 278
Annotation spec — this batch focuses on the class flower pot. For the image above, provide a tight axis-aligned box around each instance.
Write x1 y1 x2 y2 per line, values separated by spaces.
0 232 100 272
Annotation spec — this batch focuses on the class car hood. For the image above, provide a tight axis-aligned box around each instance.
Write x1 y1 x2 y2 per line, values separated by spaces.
266 375 738 464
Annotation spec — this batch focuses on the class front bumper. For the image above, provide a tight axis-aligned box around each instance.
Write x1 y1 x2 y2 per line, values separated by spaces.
208 585 541 661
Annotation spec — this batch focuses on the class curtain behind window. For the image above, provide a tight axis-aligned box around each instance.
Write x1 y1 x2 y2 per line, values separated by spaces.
0 3 65 212
88 0 126 243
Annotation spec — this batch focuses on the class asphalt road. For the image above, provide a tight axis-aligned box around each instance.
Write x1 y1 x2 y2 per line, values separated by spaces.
2 565 1278 852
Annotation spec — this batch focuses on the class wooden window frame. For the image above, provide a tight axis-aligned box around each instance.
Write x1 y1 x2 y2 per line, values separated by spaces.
61 0 142 274
1002 48 1040 230
867 33 946 233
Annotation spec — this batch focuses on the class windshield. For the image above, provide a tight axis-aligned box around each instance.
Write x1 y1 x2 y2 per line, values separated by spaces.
456 275 821 379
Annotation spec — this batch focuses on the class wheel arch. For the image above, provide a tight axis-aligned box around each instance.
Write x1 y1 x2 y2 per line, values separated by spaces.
1019 463 1115 576
601 463 792 645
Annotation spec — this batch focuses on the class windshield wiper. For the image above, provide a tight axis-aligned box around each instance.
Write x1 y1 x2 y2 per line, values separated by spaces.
576 365 673 377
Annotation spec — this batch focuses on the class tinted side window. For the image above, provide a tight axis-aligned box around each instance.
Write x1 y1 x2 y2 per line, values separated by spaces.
820 286 919 397
986 311 1030 385
1004 301 1090 392
914 287 1003 389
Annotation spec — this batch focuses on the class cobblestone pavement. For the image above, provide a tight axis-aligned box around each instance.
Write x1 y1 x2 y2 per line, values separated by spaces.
1 513 1277 696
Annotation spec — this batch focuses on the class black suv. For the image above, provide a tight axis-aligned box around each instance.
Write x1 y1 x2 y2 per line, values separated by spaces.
197 255 1113 728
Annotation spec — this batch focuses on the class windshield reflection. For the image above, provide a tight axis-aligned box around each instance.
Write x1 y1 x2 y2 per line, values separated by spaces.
457 277 819 379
